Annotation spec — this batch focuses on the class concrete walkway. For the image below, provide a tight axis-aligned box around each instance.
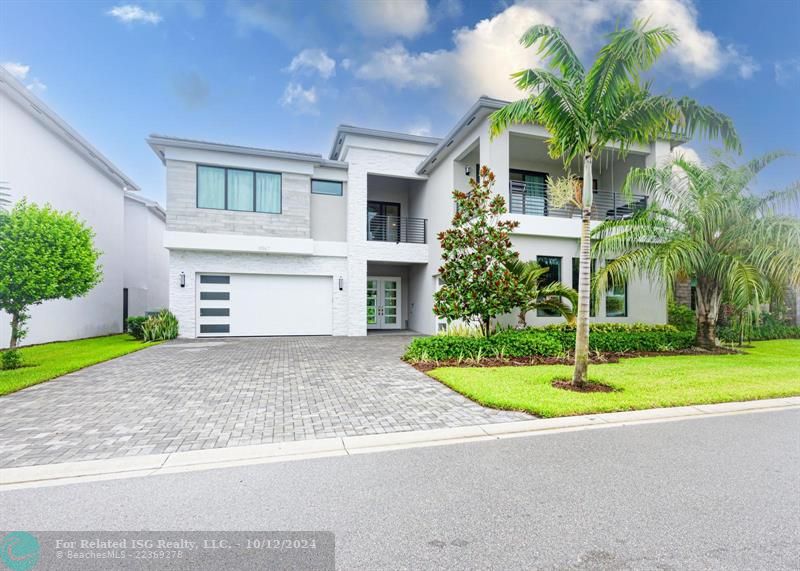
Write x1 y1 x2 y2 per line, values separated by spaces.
0 335 527 468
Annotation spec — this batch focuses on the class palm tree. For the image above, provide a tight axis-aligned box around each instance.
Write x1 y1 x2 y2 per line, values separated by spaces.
592 152 800 349
508 259 578 327
489 21 740 385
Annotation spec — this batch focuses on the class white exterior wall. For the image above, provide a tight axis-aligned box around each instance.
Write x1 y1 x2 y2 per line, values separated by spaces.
123 196 168 317
341 141 435 336
0 89 126 347
413 116 669 334
169 249 349 338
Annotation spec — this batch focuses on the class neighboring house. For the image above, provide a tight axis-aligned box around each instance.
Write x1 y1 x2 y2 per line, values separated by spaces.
123 192 169 321
149 96 679 339
0 66 167 347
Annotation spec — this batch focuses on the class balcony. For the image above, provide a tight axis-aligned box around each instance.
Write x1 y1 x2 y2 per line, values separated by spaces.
509 181 648 221
367 214 427 244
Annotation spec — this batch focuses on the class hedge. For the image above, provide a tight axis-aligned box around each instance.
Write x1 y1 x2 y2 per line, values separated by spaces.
403 323 695 362
718 323 800 343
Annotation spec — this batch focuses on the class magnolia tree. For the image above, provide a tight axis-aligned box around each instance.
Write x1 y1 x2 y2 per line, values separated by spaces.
433 166 524 337
0 201 102 363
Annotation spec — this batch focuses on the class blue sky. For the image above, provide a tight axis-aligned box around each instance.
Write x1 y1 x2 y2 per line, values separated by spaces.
2 0 799 206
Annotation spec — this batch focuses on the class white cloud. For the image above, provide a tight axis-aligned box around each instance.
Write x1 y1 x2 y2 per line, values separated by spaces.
774 57 800 87
288 49 336 79
26 78 47 93
351 0 430 38
355 0 757 104
632 0 757 81
2 62 47 92
1 62 30 80
107 5 162 24
406 119 433 137
280 82 318 115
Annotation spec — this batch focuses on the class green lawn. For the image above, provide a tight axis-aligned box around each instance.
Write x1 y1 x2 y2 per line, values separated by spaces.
0 334 160 396
428 340 800 417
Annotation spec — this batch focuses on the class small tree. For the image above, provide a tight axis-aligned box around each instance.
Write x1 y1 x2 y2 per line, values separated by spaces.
433 166 524 337
507 259 578 327
0 200 102 354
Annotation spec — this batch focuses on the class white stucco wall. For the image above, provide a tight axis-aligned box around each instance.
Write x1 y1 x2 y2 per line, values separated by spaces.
123 196 168 317
0 89 126 347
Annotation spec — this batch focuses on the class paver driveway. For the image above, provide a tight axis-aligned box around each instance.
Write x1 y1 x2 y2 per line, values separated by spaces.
0 335 528 468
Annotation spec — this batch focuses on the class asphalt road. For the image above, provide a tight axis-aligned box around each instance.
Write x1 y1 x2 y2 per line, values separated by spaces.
1 409 798 570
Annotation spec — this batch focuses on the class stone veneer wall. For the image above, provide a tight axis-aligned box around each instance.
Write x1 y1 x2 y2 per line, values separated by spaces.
165 159 311 238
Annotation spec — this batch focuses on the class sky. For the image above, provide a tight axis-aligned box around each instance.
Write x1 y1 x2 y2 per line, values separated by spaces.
1 0 799 206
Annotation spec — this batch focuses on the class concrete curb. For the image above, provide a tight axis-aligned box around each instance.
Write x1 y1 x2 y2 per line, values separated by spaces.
2 397 798 490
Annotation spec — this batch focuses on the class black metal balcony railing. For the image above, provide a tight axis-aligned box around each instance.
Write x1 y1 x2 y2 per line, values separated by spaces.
509 181 648 221
367 214 427 244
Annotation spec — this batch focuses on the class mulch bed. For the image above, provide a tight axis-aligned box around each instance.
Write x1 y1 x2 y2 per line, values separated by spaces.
551 379 616 393
409 346 738 372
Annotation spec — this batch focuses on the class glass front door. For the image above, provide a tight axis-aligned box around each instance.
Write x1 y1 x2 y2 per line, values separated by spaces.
366 276 402 329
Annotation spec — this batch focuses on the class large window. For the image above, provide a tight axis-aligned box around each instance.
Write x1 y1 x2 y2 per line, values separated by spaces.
605 260 627 317
312 179 343 196
572 258 596 317
196 165 281 213
536 256 562 317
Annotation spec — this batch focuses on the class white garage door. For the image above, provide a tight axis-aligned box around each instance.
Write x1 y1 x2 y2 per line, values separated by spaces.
196 273 333 336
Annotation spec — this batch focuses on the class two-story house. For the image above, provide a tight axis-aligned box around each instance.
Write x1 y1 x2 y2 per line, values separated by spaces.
148 96 677 339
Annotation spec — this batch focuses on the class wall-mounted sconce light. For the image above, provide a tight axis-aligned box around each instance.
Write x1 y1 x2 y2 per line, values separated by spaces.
464 165 471 177
179 271 186 288
338 277 344 291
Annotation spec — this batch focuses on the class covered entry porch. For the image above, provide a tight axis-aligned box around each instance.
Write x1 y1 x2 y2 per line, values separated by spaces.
366 261 427 332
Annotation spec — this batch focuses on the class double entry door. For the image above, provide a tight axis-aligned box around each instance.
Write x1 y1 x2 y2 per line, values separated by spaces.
367 277 401 329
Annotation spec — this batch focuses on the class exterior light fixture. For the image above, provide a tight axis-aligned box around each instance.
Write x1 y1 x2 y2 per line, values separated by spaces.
464 165 471 176
179 272 186 288
338 277 344 291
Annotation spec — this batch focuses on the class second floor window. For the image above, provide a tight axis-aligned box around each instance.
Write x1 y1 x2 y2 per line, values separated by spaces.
197 165 281 214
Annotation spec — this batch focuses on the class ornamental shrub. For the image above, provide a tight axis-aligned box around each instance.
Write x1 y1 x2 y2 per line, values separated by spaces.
126 316 147 340
1 349 22 370
140 309 179 342
404 323 695 362
668 301 696 332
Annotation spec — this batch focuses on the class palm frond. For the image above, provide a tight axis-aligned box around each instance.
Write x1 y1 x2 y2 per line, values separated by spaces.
585 21 677 123
672 97 741 153
520 24 585 80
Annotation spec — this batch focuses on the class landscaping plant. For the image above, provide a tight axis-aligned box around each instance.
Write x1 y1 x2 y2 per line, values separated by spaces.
126 315 148 340
140 309 179 342
0 200 102 365
593 153 800 348
667 300 696 332
489 21 740 385
506 259 577 327
433 166 525 337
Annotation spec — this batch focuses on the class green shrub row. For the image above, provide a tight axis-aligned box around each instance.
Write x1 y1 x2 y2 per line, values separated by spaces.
404 323 695 362
718 323 800 343
538 323 695 354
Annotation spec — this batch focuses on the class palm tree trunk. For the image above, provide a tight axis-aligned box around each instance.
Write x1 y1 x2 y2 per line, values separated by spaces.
572 154 593 386
518 309 527 328
694 282 720 349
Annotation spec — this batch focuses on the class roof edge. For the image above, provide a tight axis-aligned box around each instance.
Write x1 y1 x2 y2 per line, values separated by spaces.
0 66 140 191
124 191 166 220
147 134 348 169
328 125 441 161
415 96 506 175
